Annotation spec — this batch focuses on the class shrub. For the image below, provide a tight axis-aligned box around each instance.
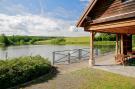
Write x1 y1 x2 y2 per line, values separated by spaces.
0 56 52 89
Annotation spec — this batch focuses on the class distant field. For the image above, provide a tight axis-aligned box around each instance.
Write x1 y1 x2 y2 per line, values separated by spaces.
35 37 90 45
65 37 90 44
35 36 115 46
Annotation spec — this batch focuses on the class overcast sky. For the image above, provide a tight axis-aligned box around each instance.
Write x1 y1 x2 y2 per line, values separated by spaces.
0 0 90 37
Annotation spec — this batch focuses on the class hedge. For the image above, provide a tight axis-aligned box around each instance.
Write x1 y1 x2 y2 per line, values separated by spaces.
0 56 52 89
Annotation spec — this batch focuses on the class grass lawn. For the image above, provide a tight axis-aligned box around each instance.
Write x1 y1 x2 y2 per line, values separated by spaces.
35 37 90 45
71 68 135 89
35 37 115 46
23 68 135 89
65 37 90 44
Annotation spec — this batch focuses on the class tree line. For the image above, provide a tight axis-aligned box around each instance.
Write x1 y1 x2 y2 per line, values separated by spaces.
95 33 135 42
95 33 116 41
0 34 55 46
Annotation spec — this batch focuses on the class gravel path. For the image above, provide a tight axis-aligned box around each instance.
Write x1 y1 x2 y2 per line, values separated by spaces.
21 53 135 89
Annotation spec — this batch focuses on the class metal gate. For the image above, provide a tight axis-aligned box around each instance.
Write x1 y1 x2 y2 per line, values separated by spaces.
52 48 93 64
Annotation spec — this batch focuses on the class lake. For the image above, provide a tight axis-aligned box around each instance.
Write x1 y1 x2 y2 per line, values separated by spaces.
0 45 115 62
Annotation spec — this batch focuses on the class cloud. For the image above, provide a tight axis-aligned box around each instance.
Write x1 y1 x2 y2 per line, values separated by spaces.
0 0 89 37
46 6 78 21
0 14 88 37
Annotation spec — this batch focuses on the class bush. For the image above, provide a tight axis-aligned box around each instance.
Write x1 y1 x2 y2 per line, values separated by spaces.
0 56 52 89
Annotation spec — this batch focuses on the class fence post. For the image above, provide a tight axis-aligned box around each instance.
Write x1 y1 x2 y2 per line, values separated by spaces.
5 52 8 60
78 49 82 60
68 53 70 64
52 52 55 65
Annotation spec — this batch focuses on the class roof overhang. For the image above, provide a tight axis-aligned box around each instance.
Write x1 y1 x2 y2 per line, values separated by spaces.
85 18 135 34
76 0 135 28
76 0 97 27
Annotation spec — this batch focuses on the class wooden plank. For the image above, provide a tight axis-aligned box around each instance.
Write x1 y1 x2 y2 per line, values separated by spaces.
123 34 132 55
85 26 135 34
90 0 135 20
89 31 95 66
120 34 124 54
116 34 119 55
91 11 135 24
89 18 135 30
84 18 135 34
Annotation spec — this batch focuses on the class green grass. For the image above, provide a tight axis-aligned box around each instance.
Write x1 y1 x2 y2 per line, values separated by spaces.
70 68 135 89
132 47 135 50
35 37 115 46
65 37 90 44
77 68 135 89
35 37 89 45
23 68 135 89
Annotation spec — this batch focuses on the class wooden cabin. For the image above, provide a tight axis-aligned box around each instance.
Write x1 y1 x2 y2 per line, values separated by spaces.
76 0 135 66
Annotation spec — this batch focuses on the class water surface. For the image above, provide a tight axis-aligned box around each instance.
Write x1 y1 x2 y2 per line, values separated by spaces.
0 45 115 61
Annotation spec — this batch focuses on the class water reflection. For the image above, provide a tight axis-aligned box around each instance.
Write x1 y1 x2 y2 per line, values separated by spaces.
0 46 7 51
0 45 115 60
95 45 115 54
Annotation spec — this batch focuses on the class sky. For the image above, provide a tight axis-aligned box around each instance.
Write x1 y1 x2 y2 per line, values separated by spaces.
0 0 90 37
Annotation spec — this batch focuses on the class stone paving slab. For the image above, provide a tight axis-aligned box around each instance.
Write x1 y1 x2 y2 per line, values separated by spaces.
94 53 135 78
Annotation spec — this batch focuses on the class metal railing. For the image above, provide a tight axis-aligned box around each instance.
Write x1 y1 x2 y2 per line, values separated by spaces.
52 48 94 65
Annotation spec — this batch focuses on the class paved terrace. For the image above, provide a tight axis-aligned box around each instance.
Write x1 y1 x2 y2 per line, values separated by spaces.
56 53 135 78
94 53 135 78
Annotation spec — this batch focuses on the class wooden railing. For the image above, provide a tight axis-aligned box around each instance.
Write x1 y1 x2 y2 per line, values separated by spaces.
52 48 98 65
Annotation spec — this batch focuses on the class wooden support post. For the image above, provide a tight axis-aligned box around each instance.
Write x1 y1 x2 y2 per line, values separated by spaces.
89 31 95 66
116 34 119 55
120 34 124 54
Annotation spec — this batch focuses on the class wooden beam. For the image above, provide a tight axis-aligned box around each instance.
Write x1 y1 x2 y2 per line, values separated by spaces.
116 34 119 55
89 31 95 66
85 25 135 34
85 18 135 34
89 18 135 30
92 11 135 24
120 34 124 54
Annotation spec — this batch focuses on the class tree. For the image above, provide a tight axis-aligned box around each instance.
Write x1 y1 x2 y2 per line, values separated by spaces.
0 34 10 46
